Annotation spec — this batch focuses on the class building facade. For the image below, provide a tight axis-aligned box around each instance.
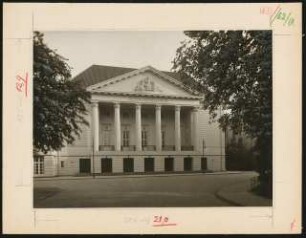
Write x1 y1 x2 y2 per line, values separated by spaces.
34 65 226 177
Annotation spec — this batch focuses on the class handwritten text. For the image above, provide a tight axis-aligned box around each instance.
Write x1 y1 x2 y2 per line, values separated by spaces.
16 72 29 97
260 5 295 27
152 216 177 227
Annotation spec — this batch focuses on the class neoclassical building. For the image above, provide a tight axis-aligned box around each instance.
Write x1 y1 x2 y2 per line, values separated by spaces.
34 65 226 177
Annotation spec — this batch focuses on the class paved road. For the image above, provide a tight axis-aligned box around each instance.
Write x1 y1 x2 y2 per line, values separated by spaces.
34 172 258 208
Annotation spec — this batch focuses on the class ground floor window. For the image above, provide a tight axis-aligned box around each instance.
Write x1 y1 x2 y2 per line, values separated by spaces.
123 157 134 173
164 157 174 172
184 157 193 171
79 158 91 173
201 157 208 170
34 156 44 175
101 158 112 173
144 157 154 172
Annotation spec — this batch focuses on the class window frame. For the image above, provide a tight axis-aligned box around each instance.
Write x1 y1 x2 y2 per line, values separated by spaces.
123 130 130 147
102 124 112 146
142 130 148 147
162 131 166 147
34 156 44 175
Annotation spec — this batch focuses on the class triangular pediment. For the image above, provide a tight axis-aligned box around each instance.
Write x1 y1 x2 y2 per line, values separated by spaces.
87 66 199 99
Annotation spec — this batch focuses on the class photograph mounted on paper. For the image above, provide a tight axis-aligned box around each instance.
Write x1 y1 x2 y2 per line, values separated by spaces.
33 31 272 208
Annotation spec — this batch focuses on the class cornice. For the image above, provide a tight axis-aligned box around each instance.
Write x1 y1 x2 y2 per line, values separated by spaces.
91 91 202 100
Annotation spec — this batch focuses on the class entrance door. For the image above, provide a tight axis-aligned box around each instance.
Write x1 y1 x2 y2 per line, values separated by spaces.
201 157 207 170
123 158 134 173
164 157 174 172
144 157 154 172
79 158 91 173
184 157 193 171
101 158 112 173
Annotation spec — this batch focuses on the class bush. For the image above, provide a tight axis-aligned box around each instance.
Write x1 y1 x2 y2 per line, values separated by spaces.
251 170 272 199
226 139 257 171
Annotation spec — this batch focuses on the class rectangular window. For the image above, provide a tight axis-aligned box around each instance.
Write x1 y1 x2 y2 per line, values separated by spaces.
144 157 154 172
60 161 64 168
162 131 166 147
201 157 208 171
184 157 193 171
123 130 130 147
142 130 148 147
103 130 111 146
34 156 44 175
102 124 111 146
164 157 174 172
79 158 91 173
123 158 134 173
101 158 112 173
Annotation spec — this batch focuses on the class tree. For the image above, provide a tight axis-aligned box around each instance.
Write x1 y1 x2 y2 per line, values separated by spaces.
172 31 272 197
34 31 90 154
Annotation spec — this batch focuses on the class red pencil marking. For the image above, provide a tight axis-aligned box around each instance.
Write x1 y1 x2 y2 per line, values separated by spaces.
153 223 177 227
16 72 28 97
152 215 177 227
290 219 296 231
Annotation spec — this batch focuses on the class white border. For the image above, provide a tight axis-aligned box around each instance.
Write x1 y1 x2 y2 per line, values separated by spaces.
3 3 302 234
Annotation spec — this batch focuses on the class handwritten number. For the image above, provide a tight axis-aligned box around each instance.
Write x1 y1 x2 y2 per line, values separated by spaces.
16 73 28 97
153 216 169 224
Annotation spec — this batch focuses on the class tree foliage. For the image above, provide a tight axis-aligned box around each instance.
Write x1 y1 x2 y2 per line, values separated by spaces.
34 31 90 154
173 31 272 138
173 31 272 196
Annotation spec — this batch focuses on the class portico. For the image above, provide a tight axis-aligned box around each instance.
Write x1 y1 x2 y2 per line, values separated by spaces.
84 65 209 174
92 101 200 153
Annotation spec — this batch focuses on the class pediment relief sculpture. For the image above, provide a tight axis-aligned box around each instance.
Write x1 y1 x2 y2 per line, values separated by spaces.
134 77 162 93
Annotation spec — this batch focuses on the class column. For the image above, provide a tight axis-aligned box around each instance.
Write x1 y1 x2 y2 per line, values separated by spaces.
114 103 121 151
175 105 181 151
193 107 199 151
155 105 162 151
190 109 194 149
92 102 99 151
135 104 142 151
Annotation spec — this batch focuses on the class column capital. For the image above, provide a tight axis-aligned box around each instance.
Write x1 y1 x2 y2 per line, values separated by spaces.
175 105 181 111
155 104 162 110
135 103 141 109
114 102 120 108
92 101 98 107
193 106 200 112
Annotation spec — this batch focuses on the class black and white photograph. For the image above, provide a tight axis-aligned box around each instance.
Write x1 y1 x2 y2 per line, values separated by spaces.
4 2 302 234
33 30 272 208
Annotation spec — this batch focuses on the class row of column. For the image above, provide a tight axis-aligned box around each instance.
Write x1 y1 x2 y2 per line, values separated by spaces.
92 102 199 152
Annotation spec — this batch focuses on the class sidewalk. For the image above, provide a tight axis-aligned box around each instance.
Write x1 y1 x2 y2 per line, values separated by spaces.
215 179 272 206
34 171 254 181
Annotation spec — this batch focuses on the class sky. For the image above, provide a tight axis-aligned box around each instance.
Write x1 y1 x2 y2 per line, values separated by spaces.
43 31 188 77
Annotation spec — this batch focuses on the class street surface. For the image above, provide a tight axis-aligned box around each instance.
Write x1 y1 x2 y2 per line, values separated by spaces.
34 172 267 208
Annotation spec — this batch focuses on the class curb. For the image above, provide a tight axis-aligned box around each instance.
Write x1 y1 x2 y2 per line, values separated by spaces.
214 179 251 206
214 179 269 207
34 171 256 181
214 188 244 206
